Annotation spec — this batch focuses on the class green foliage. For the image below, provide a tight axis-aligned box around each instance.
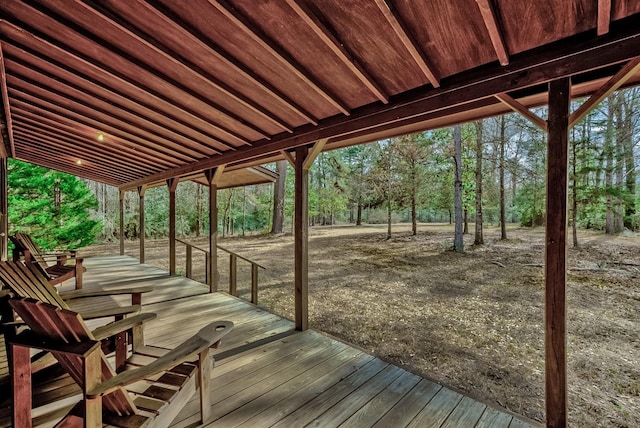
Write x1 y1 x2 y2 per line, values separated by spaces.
8 159 101 249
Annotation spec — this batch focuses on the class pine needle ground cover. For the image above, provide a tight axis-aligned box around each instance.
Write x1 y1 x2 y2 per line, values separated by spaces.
84 224 639 427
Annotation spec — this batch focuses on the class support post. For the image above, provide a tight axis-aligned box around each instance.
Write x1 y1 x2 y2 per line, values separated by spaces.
229 254 237 296
205 167 224 293
294 145 309 331
545 77 570 428
119 190 125 256
137 185 146 263
251 264 259 304
167 178 179 275
0 157 7 262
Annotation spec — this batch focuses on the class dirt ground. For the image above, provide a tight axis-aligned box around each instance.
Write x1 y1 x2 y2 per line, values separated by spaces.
83 224 639 427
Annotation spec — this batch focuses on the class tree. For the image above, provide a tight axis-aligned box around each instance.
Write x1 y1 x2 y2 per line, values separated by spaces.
271 160 288 234
474 120 484 245
8 160 101 249
453 125 464 252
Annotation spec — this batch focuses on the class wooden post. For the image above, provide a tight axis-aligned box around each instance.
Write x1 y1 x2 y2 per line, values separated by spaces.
119 190 125 256
545 77 570 428
186 244 192 279
10 344 31 428
294 145 309 331
137 185 146 263
167 178 179 275
229 254 237 296
205 167 224 293
0 157 7 262
251 264 259 304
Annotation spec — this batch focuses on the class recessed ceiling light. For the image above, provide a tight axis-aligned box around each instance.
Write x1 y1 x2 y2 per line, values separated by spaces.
97 133 105 142
76 159 82 165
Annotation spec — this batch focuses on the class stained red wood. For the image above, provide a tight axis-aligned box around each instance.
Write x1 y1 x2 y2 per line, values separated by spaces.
545 77 570 428
294 146 309 331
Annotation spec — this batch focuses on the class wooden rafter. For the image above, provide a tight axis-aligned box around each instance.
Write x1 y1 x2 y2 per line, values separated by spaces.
6 63 221 157
0 18 264 145
285 0 389 104
8 88 199 162
210 0 348 118
3 52 236 152
598 0 612 36
374 0 440 87
476 0 509 66
12 109 176 168
302 138 328 170
495 93 547 131
138 0 316 129
0 42 13 158
73 0 294 134
569 57 640 128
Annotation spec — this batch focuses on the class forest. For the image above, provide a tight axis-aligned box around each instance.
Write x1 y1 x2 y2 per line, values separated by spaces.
9 88 638 251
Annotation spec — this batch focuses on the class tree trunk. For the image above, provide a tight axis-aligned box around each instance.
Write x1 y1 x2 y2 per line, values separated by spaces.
271 160 287 234
195 184 202 237
622 93 636 229
605 95 617 234
474 120 484 245
356 200 362 226
499 116 507 239
463 208 468 234
453 125 464 252
411 170 417 235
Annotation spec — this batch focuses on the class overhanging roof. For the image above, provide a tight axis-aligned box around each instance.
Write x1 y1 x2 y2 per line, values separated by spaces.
1 1 640 189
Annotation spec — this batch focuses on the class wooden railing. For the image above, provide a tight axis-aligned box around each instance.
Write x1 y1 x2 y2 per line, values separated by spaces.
175 238 265 304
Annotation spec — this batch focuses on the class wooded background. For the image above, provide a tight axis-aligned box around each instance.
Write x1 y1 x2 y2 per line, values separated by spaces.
9 88 639 250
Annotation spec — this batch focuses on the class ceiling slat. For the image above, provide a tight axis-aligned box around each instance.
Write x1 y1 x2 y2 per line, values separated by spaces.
285 0 389 104
476 0 509 66
374 0 440 87
209 0 348 118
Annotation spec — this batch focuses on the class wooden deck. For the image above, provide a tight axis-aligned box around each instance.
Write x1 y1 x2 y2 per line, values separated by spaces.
0 256 540 427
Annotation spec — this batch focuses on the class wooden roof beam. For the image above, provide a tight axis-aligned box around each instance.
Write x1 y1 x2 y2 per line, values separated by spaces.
476 0 509 66
0 17 261 144
209 0 349 117
285 0 389 104
598 0 612 36
73 0 292 135
139 0 316 130
119 18 640 191
0 42 13 158
569 57 640 128
374 0 440 88
495 93 547 131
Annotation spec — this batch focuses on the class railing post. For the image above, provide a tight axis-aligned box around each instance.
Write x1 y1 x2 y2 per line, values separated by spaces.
205 255 209 285
251 264 259 304
229 254 237 296
186 245 192 279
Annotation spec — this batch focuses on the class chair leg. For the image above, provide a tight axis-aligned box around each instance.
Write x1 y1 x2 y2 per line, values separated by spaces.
75 259 83 289
198 348 212 424
82 348 102 428
10 343 32 428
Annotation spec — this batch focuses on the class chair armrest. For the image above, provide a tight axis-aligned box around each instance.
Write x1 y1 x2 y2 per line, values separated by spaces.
77 305 141 320
88 320 233 397
8 329 101 355
91 312 157 341
60 286 154 300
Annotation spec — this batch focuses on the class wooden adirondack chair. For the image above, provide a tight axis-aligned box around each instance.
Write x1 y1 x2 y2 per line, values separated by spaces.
10 232 85 289
0 261 154 373
8 297 233 427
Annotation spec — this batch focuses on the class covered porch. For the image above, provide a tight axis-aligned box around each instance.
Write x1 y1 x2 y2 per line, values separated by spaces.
0 256 538 427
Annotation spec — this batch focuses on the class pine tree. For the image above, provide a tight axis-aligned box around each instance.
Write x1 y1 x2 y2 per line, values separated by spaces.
8 160 102 249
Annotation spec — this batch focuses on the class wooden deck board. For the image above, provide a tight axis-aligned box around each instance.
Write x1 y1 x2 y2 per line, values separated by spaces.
0 256 540 428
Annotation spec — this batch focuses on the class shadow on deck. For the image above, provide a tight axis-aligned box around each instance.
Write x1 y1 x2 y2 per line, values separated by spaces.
0 256 540 427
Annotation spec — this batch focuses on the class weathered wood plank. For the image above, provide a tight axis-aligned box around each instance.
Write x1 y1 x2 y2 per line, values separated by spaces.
440 395 487 427
407 387 463 427
475 407 513 428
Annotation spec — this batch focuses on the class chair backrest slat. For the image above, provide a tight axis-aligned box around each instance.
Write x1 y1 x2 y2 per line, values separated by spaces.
0 261 68 309
12 233 50 271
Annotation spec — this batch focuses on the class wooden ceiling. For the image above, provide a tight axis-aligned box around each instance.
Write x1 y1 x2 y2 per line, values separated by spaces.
1 0 640 189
